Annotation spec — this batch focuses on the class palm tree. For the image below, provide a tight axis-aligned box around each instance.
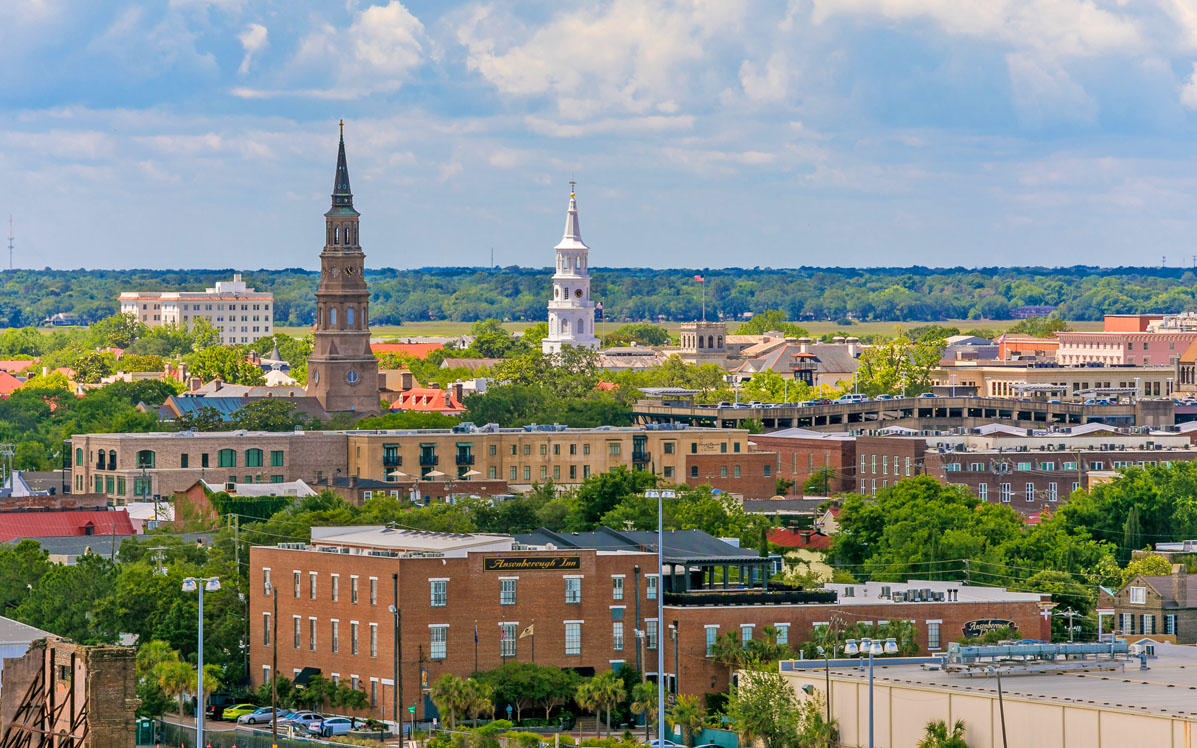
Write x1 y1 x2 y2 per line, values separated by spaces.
590 670 626 739
430 674 468 730
136 640 179 678
155 660 195 716
463 680 493 727
669 694 705 746
708 631 747 691
630 681 657 743
575 680 600 737
919 719 968 748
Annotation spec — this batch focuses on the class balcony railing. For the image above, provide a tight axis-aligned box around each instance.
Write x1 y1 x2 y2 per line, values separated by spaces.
383 455 402 467
663 589 836 607
632 450 651 463
419 454 439 467
456 453 475 465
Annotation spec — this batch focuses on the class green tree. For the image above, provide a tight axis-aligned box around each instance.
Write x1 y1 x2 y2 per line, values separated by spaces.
726 667 801 748
91 313 147 348
918 719 968 748
156 660 195 716
431 673 468 730
670 694 705 746
734 310 808 338
232 399 308 431
1121 553 1173 586
1008 316 1070 338
602 323 671 347
802 467 836 496
854 334 946 396
708 631 748 692
73 350 116 383
630 681 658 743
188 346 265 385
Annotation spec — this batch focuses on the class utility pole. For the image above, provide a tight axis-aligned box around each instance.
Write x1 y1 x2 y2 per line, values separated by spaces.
6 216 11 270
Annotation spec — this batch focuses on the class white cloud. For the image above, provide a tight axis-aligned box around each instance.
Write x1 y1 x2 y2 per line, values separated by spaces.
1182 62 1197 109
739 51 791 103
237 23 268 75
458 0 748 118
1005 53 1098 127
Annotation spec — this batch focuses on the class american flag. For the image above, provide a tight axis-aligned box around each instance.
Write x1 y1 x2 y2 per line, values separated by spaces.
694 274 705 282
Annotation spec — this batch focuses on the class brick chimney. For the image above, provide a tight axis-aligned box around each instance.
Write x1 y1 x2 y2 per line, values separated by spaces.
846 337 861 357
213 378 222 392
400 371 415 391
451 382 464 402
188 376 201 391
1173 564 1186 608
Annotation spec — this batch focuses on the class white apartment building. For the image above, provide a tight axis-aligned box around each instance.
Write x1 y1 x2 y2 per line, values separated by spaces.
118 274 273 345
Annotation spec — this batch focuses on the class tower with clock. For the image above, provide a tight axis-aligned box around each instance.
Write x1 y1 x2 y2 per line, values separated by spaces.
305 123 380 414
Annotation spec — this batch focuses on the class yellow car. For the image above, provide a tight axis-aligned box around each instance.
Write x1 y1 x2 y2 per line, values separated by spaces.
221 704 258 721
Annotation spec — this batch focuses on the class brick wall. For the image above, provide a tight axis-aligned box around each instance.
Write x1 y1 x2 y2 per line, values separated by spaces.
684 453 777 498
748 434 855 495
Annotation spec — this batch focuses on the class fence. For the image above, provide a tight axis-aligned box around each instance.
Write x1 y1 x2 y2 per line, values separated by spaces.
153 720 354 748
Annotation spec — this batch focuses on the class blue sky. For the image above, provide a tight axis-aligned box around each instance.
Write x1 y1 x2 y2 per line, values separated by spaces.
8 1 1197 270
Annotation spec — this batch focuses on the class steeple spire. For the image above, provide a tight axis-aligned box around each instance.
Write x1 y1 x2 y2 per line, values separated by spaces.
558 182 586 249
331 120 354 211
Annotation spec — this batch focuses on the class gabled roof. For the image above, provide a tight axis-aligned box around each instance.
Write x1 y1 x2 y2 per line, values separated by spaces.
391 387 465 414
1130 574 1197 608
0 370 24 397
0 510 135 542
767 528 832 550
0 360 37 374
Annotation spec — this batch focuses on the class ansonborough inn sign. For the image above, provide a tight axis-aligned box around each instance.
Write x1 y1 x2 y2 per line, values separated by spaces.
961 618 1017 638
483 556 581 572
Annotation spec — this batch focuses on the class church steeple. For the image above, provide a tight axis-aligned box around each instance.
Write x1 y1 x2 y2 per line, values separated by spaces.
330 119 356 214
560 182 584 247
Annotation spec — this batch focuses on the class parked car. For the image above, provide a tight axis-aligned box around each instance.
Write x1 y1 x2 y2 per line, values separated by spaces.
716 402 731 408
206 694 237 721
806 398 831 406
874 394 893 400
647 740 685 748
221 704 259 721
281 711 323 730
239 707 283 725
309 717 356 738
833 394 868 404
917 392 938 399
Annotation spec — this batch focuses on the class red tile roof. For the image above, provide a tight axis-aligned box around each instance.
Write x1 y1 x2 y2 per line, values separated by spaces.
390 387 466 415
0 371 23 397
371 343 445 359
0 510 136 542
0 360 37 374
767 528 832 550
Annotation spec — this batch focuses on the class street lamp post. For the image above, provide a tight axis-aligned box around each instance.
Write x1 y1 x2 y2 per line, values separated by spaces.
844 637 897 748
265 582 278 748
182 577 221 748
669 621 678 695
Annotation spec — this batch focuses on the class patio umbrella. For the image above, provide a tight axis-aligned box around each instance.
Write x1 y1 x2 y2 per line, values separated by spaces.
462 469 482 477
425 470 446 478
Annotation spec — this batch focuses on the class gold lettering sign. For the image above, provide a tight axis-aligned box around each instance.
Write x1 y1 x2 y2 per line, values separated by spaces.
484 556 581 572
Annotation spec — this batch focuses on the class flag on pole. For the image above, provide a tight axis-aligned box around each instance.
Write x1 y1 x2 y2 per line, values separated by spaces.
474 623 478 643
694 274 705 282
519 623 535 639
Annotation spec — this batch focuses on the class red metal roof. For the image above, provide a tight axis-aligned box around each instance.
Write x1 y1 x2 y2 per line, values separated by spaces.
0 509 136 542
390 387 466 415
767 528 832 550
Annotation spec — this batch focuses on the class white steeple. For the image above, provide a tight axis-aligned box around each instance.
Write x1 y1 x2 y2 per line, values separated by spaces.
543 183 599 355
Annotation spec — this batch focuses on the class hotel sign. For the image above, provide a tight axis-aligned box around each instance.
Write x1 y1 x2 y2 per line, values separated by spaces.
961 619 1017 639
484 556 581 572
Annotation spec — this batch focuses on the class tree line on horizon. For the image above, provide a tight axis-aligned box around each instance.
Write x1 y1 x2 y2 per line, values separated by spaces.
5 265 1197 327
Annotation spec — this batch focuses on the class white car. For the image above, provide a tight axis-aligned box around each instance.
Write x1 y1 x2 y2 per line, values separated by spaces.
282 711 323 730
239 707 282 725
309 716 355 737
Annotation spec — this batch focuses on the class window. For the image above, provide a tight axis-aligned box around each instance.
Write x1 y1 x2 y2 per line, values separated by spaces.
181 453 189 468
609 443 621 456
646 619 659 650
351 622 359 655
1025 483 1035 502
1048 483 1058 501
218 449 236 468
977 483 988 501
263 613 271 646
1000 483 1012 502
370 577 377 605
430 579 448 607
663 442 675 455
1129 586 1147 605
293 571 301 598
370 623 378 657
690 466 698 478
309 571 318 599
136 449 155 468
733 465 741 478
613 621 624 650
646 574 658 600
927 621 941 650
565 577 581 604
612 576 624 601
331 620 339 653
905 457 912 476
720 466 727 478
430 625 448 660
565 622 581 655
1167 614 1177 635
740 624 754 645
706 626 718 656
500 624 517 657
330 574 339 602
309 617 317 651
271 450 284 467
775 624 789 645
246 449 263 467
500 578 517 605
293 616 300 648
351 576 358 604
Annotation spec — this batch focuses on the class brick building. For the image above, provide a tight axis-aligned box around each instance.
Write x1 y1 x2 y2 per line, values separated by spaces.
854 424 1197 514
1100 567 1197 643
684 451 776 497
73 424 751 504
248 527 1050 721
751 428 856 496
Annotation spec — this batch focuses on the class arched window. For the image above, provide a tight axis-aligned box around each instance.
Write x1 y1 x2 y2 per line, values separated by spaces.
698 336 704 349
347 307 355 327
334 227 340 244
562 319 570 334
329 307 337 326
708 336 714 349
75 447 82 466
218 449 236 468
107 450 116 470
245 449 263 468
718 336 723 348
135 450 155 469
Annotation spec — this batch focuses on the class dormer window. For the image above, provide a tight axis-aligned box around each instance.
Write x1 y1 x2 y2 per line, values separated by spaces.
1129 586 1146 604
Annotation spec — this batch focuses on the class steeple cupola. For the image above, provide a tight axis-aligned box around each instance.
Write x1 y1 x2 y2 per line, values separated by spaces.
543 183 600 354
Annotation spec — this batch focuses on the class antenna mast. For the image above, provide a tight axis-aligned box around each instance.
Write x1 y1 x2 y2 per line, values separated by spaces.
6 216 12 271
